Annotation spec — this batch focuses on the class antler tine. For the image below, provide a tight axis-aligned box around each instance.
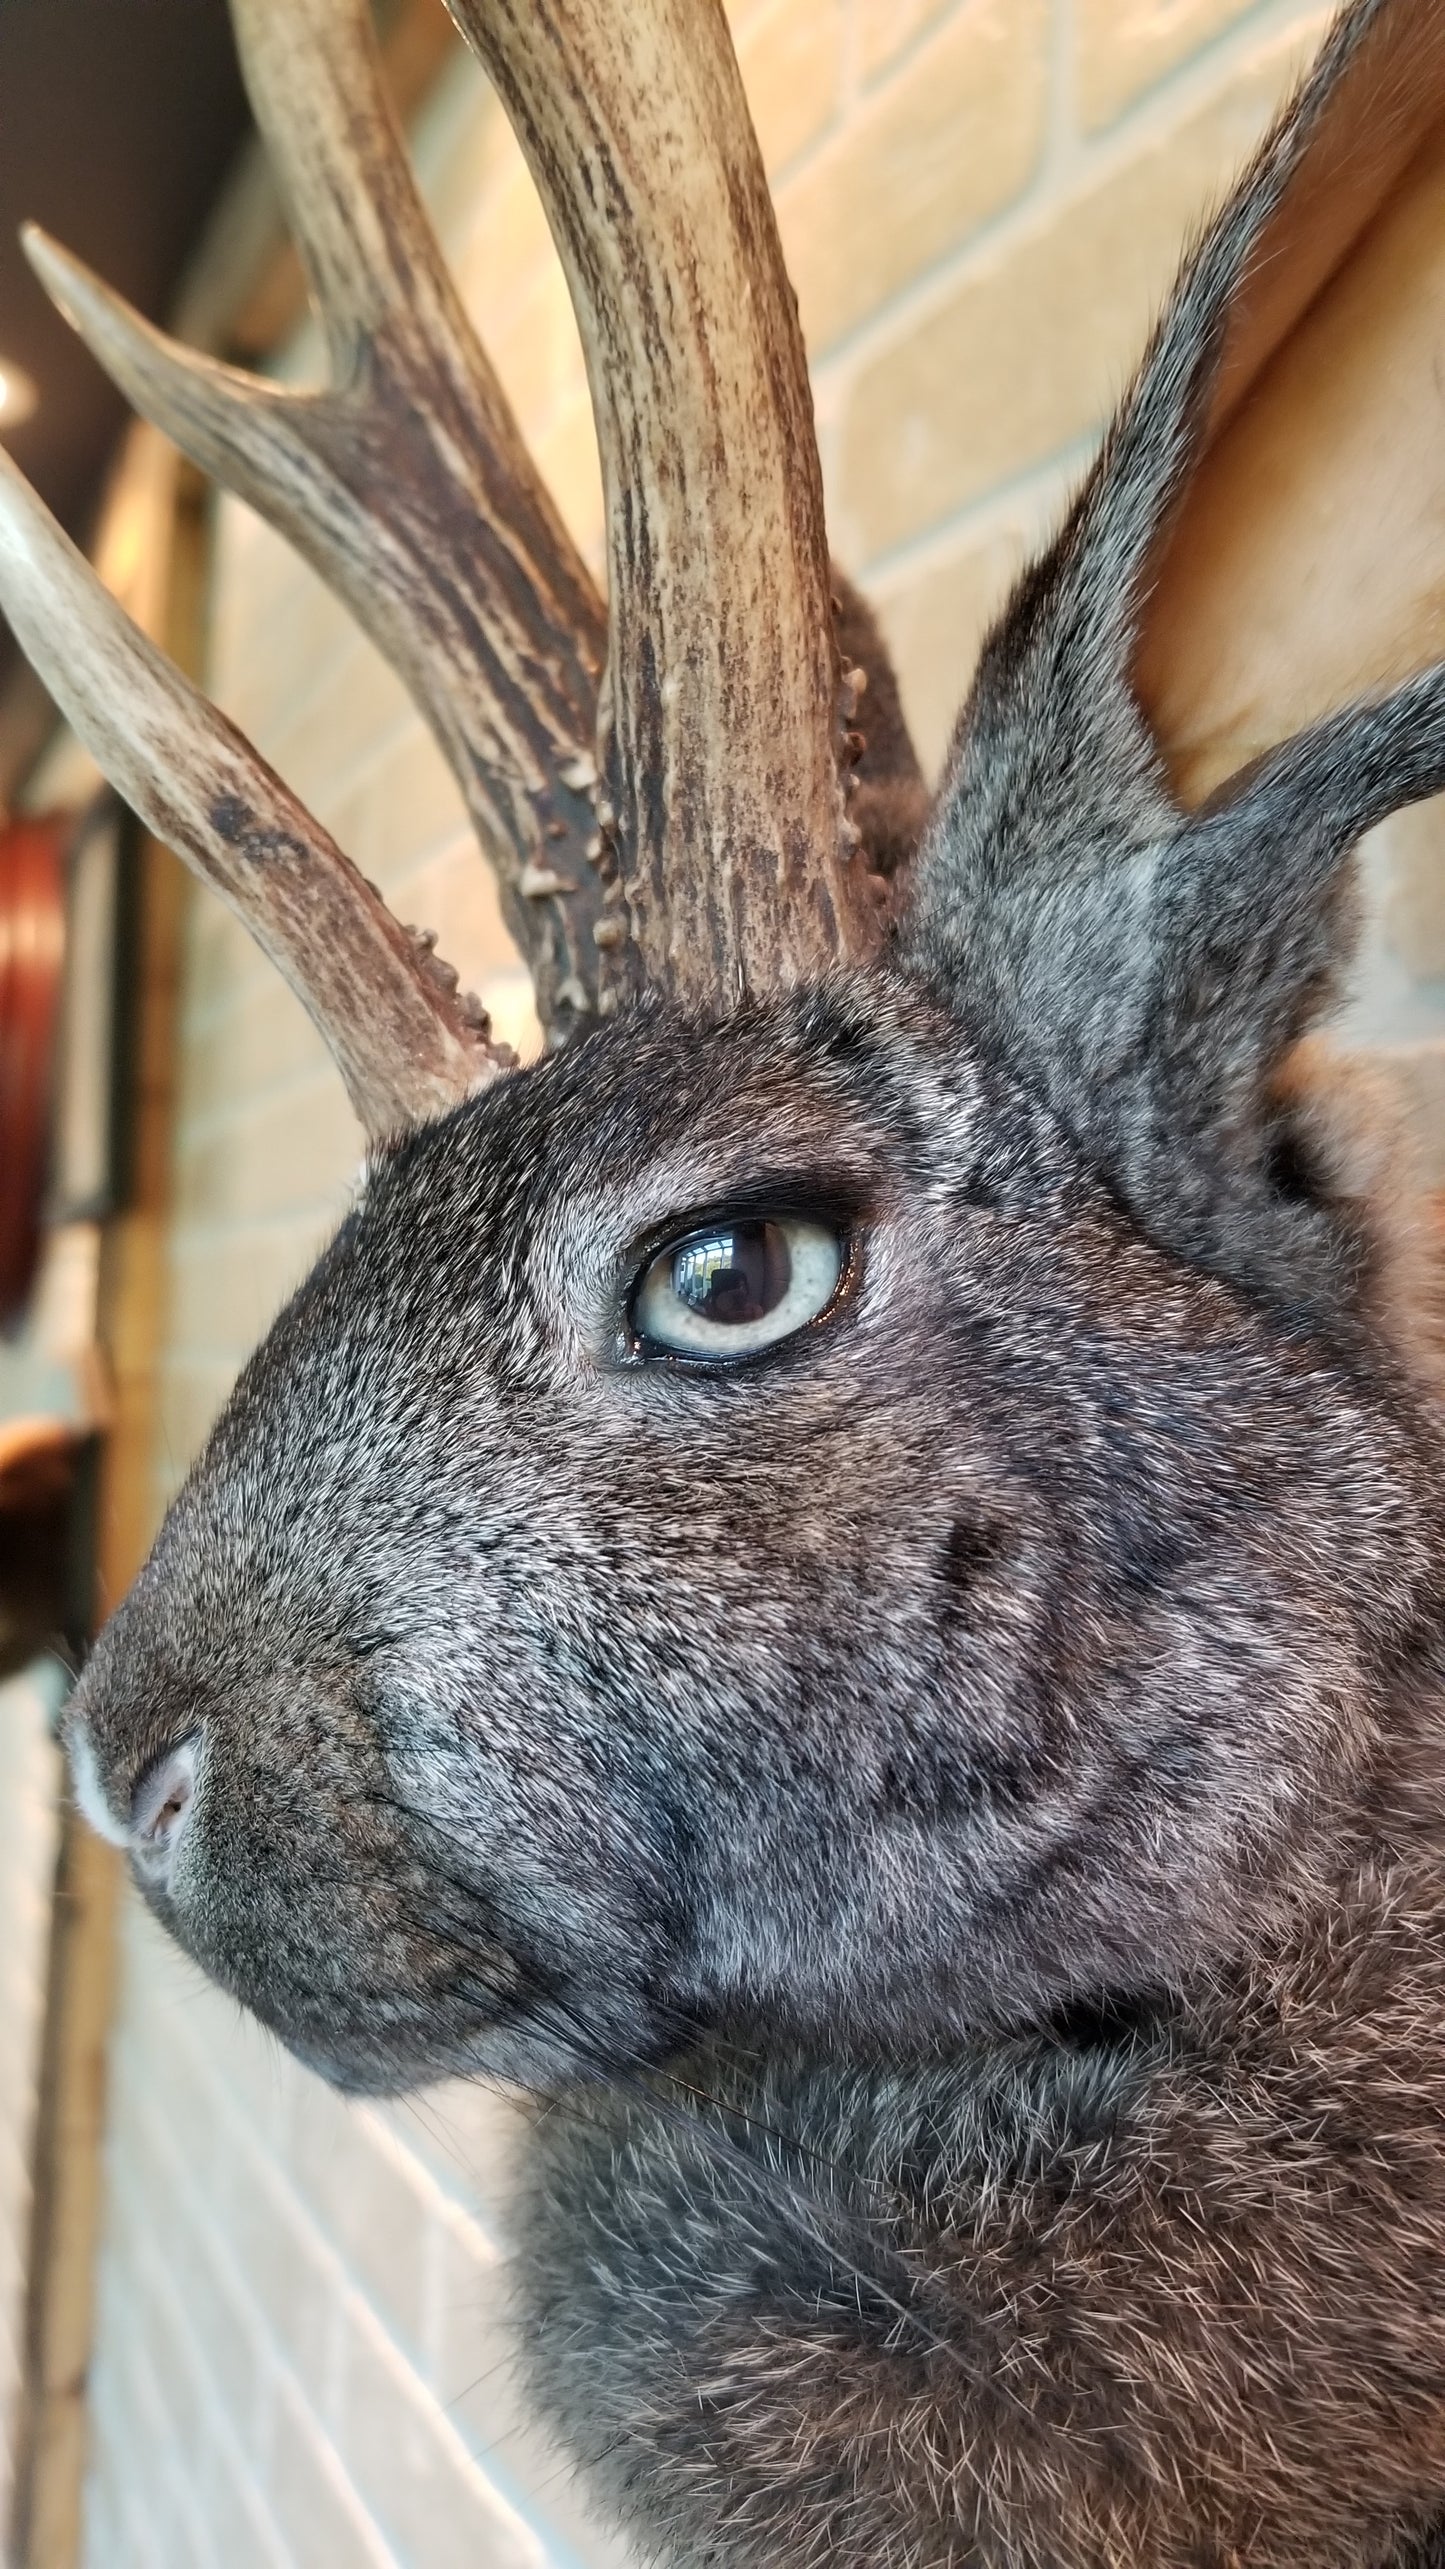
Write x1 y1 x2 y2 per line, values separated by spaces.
25 0 623 1044
0 445 504 1143
448 0 882 1005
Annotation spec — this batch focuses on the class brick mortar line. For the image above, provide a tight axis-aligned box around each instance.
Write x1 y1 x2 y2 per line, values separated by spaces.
804 0 1331 393
103 1931 651 2568
100 2071 436 2567
112 1987 505 2344
854 433 1095 593
103 1999 600 2562
90 2221 336 2569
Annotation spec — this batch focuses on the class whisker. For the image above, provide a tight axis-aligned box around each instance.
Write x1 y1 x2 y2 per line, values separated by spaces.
393 1911 969 2373
330 1776 992 2377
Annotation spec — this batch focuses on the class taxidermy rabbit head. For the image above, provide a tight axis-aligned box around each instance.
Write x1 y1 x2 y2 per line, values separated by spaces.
9 0 1445 2103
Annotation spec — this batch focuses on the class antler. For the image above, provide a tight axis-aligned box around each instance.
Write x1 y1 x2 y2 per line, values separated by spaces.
25 0 621 1042
5 0 906 1119
453 0 879 999
0 445 502 1141
32 0 889 1021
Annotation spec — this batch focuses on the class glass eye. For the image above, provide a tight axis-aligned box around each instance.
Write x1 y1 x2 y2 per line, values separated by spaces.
632 1216 844 1360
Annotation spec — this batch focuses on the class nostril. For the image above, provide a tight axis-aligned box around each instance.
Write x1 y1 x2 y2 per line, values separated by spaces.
130 1736 200 1874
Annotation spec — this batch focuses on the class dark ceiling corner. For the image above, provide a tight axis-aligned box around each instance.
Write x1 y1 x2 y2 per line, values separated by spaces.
0 0 253 748
0 0 253 550
0 0 462 777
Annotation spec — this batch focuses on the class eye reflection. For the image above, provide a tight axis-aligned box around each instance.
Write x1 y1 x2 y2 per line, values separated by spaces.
633 1215 844 1359
671 1224 791 1327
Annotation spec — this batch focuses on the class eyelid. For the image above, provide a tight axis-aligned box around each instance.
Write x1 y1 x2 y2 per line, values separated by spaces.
620 1170 870 1282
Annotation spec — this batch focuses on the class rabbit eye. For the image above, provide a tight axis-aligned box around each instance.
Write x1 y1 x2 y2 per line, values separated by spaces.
632 1216 844 1360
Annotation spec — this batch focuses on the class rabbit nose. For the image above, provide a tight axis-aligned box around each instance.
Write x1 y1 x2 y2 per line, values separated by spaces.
65 1712 132 1849
129 1736 200 1885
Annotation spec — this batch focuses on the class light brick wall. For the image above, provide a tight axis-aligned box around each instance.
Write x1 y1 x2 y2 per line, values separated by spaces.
85 4 1445 2564
0 1662 64 2529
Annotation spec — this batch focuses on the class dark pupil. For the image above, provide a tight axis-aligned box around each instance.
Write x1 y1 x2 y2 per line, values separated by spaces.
671 1222 791 1326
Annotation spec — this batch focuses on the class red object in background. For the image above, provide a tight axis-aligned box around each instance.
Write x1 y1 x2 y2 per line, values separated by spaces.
0 815 67 1329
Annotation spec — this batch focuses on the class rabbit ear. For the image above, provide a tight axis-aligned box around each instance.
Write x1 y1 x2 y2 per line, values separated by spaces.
907 0 1445 1327
1137 0 1445 805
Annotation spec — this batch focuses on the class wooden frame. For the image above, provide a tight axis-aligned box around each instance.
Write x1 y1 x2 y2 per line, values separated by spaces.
48 793 137 1230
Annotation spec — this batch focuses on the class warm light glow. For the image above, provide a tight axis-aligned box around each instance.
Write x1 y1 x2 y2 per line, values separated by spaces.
0 361 39 431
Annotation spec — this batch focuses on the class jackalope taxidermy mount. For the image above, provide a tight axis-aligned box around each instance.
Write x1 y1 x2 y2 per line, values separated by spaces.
8 0 1445 2558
